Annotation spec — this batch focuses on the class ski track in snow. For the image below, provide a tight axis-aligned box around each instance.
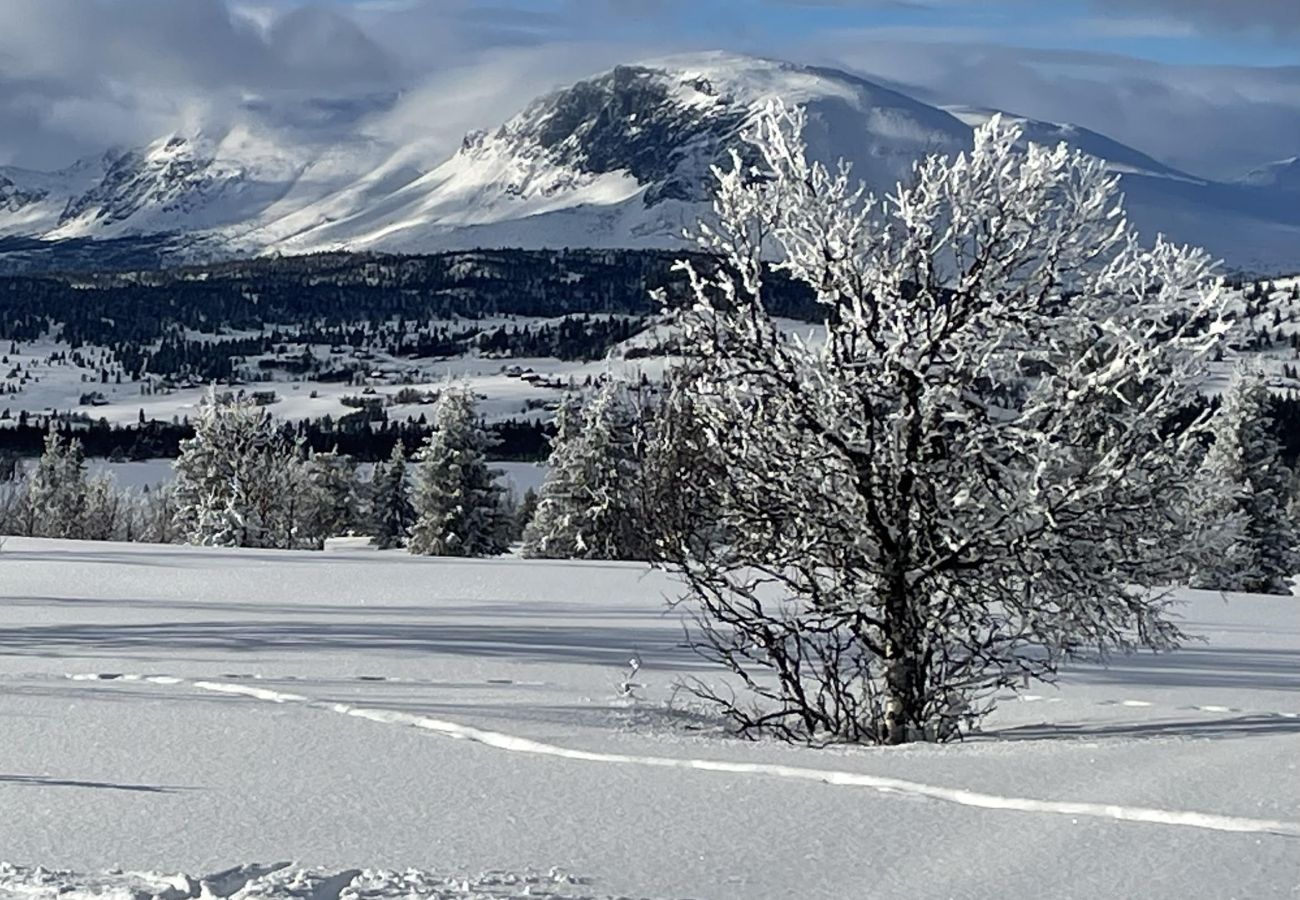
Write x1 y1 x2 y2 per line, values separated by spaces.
54 672 1300 721
46 672 1300 840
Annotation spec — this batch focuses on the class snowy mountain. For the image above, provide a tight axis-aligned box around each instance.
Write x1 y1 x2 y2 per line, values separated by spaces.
1238 157 1300 193
0 155 112 236
0 125 390 246
946 107 1300 270
0 52 1298 271
251 54 973 255
260 53 1300 262
945 107 1197 182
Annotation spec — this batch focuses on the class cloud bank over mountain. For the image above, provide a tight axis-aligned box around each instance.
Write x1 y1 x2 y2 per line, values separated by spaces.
0 0 1296 180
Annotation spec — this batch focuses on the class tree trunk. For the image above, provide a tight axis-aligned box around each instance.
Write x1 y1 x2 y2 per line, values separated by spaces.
881 572 920 745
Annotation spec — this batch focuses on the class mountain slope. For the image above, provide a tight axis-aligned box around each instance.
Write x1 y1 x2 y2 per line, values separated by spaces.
949 107 1300 270
945 107 1199 182
0 52 1297 272
1238 157 1300 193
252 55 1300 268
250 53 975 254
1 125 390 245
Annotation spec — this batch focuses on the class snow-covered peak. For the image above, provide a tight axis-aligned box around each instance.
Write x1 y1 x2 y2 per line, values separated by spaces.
53 133 237 236
0 172 47 214
0 155 113 236
44 122 371 241
256 54 973 255
1237 156 1300 192
1 52 1298 272
476 53 970 201
946 106 1201 182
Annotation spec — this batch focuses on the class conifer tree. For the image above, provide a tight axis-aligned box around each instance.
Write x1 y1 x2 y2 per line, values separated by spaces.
28 430 90 539
408 389 508 557
513 487 540 542
523 380 646 560
81 476 127 542
1193 371 1300 594
369 442 415 550
137 484 180 545
300 449 361 548
173 389 299 548
641 374 729 560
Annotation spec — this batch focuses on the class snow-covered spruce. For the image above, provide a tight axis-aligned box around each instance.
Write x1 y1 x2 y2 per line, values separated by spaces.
368 441 416 550
662 101 1235 745
0 430 123 541
300 450 362 546
408 388 510 558
172 389 349 550
523 381 648 561
25 430 91 539
1191 369 1299 595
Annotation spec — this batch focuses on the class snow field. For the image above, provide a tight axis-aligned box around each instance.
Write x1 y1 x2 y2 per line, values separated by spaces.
0 538 1297 899
17 458 547 498
0 330 663 430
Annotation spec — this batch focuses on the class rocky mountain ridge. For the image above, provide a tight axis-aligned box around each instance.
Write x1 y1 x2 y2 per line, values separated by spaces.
1 52 1297 273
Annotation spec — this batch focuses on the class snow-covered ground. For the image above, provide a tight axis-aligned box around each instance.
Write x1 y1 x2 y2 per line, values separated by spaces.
17 459 549 498
2 276 1295 436
0 334 663 429
0 538 1296 899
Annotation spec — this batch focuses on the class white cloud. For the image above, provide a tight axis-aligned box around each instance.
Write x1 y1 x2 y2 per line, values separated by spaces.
809 36 1300 177
0 0 402 167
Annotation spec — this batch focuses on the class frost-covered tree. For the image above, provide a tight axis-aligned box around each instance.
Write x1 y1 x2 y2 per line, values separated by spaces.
640 371 731 561
0 472 31 537
369 442 416 549
136 484 180 545
3 431 128 541
300 450 361 549
1192 371 1299 594
408 389 508 557
521 399 584 557
28 431 90 539
663 101 1233 745
523 381 647 560
173 389 302 548
81 476 128 542
512 487 539 543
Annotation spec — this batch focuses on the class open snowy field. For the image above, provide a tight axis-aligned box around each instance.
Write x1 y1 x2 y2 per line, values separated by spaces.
1 334 667 429
0 538 1297 899
17 459 550 499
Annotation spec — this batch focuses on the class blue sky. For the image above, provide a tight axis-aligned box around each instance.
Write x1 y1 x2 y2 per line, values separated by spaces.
747 0 1298 68
1 0 1299 177
341 0 1300 67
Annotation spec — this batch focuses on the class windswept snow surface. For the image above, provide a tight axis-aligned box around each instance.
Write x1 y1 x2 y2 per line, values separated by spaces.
0 539 1297 899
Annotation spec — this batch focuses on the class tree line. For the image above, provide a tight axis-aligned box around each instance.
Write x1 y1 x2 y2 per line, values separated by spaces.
0 248 820 376
6 103 1300 749
0 412 551 463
